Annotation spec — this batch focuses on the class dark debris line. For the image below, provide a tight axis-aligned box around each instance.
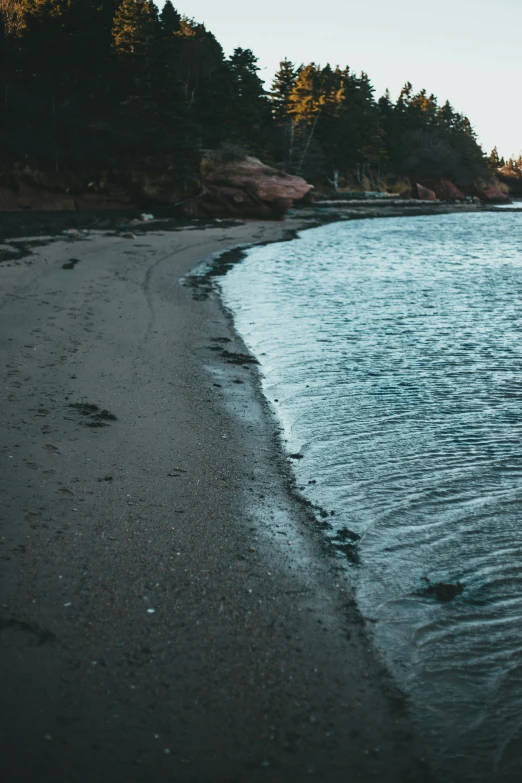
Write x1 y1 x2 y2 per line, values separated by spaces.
68 402 118 428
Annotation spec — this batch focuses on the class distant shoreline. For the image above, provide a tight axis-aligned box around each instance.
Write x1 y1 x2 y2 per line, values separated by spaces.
0 198 501 245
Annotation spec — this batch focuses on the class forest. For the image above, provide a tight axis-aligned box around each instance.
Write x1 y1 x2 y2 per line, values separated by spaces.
0 0 501 199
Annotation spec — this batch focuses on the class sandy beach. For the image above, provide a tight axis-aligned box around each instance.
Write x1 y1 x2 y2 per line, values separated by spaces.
0 213 438 782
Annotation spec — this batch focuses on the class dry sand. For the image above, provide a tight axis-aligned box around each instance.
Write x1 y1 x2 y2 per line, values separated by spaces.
0 216 433 782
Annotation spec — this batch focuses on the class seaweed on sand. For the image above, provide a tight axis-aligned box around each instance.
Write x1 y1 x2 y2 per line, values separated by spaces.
330 527 361 563
68 402 118 427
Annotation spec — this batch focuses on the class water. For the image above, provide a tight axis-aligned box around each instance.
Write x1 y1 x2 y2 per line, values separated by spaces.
494 202 522 210
220 213 522 782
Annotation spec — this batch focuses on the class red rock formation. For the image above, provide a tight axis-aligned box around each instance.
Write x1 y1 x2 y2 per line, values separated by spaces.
480 185 511 204
434 180 465 200
415 183 437 201
183 156 313 220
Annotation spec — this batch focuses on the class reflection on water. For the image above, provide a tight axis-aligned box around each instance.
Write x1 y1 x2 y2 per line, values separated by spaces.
221 213 522 782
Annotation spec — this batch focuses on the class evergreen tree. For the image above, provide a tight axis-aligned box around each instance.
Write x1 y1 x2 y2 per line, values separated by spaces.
171 18 231 148
489 146 500 168
112 0 157 57
160 0 180 34
346 72 386 170
311 65 345 176
110 0 197 173
285 63 325 175
176 18 223 106
437 100 456 133
288 63 324 125
226 47 271 153
112 0 158 94
270 59 296 122
408 89 438 129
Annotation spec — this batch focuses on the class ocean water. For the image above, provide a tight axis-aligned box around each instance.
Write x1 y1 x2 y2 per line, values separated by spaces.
220 213 522 782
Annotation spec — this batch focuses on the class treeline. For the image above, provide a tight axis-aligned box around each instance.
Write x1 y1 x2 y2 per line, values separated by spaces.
490 147 522 196
0 0 491 194
271 62 488 187
490 147 522 173
0 0 267 188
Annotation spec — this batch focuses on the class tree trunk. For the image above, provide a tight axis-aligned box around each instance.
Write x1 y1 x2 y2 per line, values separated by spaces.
287 119 295 170
52 93 59 173
296 111 320 176
327 169 339 193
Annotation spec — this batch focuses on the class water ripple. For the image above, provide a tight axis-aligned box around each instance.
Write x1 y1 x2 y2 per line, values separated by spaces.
221 212 522 782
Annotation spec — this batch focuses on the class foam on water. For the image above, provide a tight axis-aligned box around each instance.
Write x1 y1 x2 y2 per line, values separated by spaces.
221 212 522 782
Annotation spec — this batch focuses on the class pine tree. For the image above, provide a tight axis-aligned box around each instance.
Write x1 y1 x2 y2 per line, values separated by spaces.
288 63 324 126
110 0 198 172
171 18 230 148
226 47 271 153
355 74 387 173
176 19 224 107
112 0 157 65
270 59 297 167
160 0 180 34
489 146 500 168
397 81 413 109
377 89 395 157
437 100 456 133
285 64 325 175
408 89 438 128
312 65 345 177
271 59 296 122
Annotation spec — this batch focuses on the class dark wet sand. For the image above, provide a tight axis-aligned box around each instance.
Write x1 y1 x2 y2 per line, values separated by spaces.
0 217 433 782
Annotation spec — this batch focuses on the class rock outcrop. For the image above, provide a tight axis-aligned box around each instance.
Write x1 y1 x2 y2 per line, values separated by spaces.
434 180 466 200
414 183 437 201
182 156 314 220
480 185 511 204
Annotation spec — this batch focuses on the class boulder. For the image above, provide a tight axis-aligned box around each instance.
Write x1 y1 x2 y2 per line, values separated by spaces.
480 185 511 204
183 156 313 220
434 180 465 200
415 183 437 201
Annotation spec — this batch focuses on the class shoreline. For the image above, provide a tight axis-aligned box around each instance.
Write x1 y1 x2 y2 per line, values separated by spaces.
0 197 500 244
0 211 441 781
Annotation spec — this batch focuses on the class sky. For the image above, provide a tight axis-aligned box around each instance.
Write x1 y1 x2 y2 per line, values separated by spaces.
156 0 521 160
